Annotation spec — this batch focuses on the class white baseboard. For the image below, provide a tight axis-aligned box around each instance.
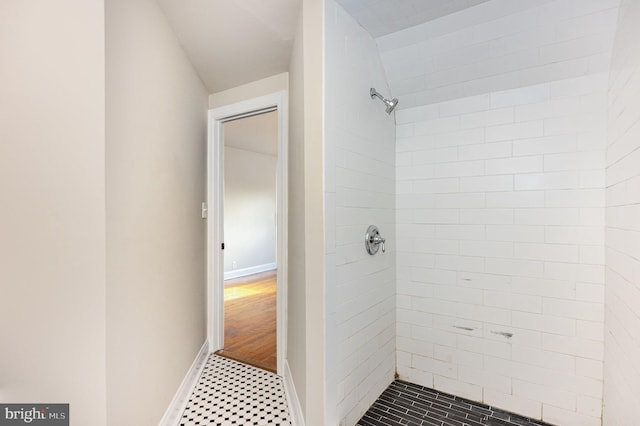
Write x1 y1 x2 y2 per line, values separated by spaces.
224 262 277 281
158 341 209 426
283 360 304 426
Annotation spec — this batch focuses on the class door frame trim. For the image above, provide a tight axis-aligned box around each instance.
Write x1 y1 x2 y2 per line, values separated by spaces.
207 91 288 375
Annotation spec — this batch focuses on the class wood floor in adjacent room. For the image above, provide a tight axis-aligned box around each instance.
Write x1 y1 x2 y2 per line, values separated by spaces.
217 271 277 372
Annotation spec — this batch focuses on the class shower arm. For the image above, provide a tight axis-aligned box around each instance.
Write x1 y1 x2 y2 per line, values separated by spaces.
370 88 385 102
370 87 399 114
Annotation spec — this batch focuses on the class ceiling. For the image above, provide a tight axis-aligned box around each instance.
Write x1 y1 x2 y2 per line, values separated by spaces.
156 0 301 93
224 111 278 157
157 0 489 94
334 0 491 38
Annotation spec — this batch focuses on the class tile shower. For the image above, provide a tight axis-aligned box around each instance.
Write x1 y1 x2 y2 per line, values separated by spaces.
324 0 640 425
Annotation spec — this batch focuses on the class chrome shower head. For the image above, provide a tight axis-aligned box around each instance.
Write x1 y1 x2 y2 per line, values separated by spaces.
385 97 399 114
370 88 399 115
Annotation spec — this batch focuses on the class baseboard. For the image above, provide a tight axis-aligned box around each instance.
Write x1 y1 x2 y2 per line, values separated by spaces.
158 341 209 426
224 262 277 281
283 360 305 426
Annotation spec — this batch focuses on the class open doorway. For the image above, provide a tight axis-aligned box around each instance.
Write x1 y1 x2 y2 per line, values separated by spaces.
207 92 288 376
218 111 278 371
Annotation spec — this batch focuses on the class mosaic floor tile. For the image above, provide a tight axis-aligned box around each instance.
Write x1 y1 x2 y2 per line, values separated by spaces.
180 355 291 426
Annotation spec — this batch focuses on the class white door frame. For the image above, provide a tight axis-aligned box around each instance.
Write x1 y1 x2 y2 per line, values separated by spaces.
207 91 288 375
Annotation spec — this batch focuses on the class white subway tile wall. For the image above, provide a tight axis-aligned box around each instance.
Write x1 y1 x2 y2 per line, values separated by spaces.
325 1 397 425
390 2 618 425
603 0 640 424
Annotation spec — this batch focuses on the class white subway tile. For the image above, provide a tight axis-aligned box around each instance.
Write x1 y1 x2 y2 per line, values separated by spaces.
412 354 457 378
577 394 603 420
513 134 577 156
486 191 545 208
412 178 459 194
412 147 459 165
486 121 544 142
575 282 604 303
435 224 485 240
485 258 544 277
512 276 575 300
460 107 514 129
544 150 605 172
435 193 486 208
433 160 484 178
542 333 603 360
459 209 514 225
413 209 460 224
511 344 575 373
515 171 581 190
579 245 605 265
545 189 605 207
433 345 483 369
543 298 604 322
543 404 601 426
576 358 603 380
438 94 490 117
459 175 513 192
433 376 483 402
414 116 460 136
458 141 512 161
515 98 580 122
515 242 579 263
539 33 615 65
433 128 486 148
485 155 544 175
396 104 439 124
513 380 576 411
484 389 542 420
490 83 551 108
458 366 511 393
486 225 545 242
512 311 575 336
577 320 604 341
515 208 580 226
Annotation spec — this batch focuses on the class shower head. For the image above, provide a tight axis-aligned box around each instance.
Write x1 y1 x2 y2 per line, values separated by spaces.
370 87 399 114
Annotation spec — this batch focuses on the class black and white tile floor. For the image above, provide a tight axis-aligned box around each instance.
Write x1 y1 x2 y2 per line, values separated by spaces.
358 380 554 426
180 356 554 426
180 355 291 426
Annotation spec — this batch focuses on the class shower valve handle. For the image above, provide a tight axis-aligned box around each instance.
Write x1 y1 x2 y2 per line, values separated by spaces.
365 225 386 255
371 235 386 253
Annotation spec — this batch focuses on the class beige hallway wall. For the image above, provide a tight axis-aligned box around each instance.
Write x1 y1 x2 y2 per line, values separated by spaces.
0 1 107 424
105 0 208 423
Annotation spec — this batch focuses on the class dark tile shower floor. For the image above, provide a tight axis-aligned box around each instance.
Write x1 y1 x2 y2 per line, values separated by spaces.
358 380 555 426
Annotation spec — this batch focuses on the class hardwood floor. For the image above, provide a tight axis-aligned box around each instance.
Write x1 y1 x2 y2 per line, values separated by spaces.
217 271 277 372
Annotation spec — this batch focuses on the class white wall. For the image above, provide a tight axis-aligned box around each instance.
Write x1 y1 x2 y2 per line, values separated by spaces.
223 146 277 275
105 0 208 424
0 2 107 424
209 73 289 109
287 9 308 421
324 1 396 425
388 1 618 425
302 0 327 422
603 1 640 424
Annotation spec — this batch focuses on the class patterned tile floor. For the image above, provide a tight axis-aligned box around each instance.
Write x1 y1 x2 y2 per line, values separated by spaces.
358 380 554 426
180 354 291 426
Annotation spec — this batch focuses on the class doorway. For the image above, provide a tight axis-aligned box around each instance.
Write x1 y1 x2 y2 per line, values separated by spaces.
219 110 278 371
207 92 288 376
